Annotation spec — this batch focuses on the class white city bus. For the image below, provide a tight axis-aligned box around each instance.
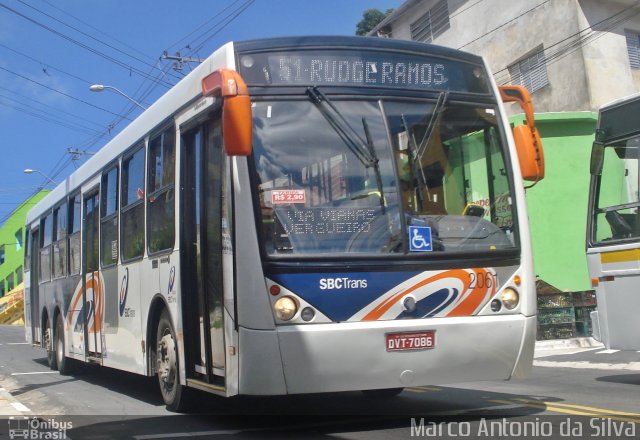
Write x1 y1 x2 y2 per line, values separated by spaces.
587 93 640 351
24 36 544 411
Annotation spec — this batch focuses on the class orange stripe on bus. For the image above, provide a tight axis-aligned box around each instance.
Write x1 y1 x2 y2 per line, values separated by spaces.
446 268 494 317
362 269 468 321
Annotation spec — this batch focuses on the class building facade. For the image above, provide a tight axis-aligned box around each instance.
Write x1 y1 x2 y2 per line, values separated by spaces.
0 191 49 296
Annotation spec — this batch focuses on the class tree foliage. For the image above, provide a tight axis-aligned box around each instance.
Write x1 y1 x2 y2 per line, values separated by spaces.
356 8 394 36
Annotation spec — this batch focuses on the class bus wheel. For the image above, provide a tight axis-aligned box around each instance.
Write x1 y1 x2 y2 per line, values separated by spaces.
362 387 404 398
45 318 57 370
156 310 187 412
55 314 72 375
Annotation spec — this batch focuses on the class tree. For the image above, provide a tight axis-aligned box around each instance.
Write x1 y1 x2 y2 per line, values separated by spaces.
356 8 394 36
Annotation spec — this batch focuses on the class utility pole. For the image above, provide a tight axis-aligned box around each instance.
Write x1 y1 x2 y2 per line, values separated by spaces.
162 51 204 71
67 148 96 163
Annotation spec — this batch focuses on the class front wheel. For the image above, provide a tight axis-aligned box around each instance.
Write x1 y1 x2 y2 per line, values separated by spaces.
156 310 188 412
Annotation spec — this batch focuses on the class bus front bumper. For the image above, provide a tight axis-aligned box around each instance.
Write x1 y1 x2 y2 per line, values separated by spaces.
238 314 535 395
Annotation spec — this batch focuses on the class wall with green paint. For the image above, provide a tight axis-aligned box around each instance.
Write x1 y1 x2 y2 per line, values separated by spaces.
517 112 597 292
0 191 50 296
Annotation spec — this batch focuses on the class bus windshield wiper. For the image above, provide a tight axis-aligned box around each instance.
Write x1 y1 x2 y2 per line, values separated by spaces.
306 86 385 213
401 113 428 212
416 91 448 163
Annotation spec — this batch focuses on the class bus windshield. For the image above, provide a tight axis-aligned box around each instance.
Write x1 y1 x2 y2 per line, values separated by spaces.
593 136 640 243
252 96 517 256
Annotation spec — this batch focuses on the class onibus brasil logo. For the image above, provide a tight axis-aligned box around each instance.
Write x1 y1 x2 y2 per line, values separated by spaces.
8 417 72 439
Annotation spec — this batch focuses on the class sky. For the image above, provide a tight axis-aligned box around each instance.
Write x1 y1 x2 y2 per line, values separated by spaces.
0 0 400 222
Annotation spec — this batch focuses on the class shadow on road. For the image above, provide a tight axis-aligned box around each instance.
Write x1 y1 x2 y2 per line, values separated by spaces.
596 373 640 386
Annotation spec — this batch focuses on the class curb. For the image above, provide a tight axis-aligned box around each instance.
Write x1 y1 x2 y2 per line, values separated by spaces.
535 337 604 351
0 387 30 417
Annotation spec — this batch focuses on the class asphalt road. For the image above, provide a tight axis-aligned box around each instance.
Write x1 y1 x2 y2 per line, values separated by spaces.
1 324 639 439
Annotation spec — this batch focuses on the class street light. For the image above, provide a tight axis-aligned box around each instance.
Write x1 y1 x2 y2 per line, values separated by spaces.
89 84 147 110
23 168 58 186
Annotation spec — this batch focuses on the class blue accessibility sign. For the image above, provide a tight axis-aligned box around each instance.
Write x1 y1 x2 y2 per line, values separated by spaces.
408 226 433 252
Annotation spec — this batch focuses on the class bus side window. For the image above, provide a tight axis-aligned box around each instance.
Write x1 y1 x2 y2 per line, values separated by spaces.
122 146 145 261
147 128 176 254
68 195 81 275
101 165 119 266
52 202 67 279
39 213 52 283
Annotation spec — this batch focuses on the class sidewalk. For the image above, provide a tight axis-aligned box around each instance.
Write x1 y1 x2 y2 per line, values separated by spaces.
0 387 30 417
535 336 603 353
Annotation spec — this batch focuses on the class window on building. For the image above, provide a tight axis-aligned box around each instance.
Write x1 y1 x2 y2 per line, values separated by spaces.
0 280 4 296
16 266 23 285
0 245 4 265
101 165 119 266
147 128 175 254
7 273 13 291
410 0 450 43
52 203 68 279
121 146 145 261
625 30 640 69
508 46 549 93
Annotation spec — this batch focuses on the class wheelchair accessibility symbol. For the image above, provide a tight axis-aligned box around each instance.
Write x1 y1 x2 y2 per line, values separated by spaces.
409 226 433 252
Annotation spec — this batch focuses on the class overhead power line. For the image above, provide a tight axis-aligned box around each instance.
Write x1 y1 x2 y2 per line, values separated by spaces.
0 65 131 119
0 2 174 88
17 0 182 84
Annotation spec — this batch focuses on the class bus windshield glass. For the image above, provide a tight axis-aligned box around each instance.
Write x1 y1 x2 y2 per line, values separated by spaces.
593 136 640 243
252 97 517 257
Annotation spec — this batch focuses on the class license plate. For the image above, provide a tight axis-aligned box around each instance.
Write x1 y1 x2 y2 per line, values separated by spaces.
385 331 435 352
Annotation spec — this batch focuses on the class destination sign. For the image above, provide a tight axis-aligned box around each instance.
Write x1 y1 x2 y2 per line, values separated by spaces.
238 50 488 93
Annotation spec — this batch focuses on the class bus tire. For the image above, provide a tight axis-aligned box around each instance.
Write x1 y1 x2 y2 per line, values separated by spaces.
156 310 188 412
45 317 57 370
55 314 73 375
362 387 404 398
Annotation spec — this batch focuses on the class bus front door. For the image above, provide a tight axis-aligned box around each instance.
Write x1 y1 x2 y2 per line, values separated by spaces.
181 117 226 389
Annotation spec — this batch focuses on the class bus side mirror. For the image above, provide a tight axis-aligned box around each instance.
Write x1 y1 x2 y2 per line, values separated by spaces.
499 85 545 182
202 69 253 156
590 141 604 176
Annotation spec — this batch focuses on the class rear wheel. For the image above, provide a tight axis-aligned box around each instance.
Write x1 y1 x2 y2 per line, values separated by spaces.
55 314 72 375
44 318 57 370
156 310 188 412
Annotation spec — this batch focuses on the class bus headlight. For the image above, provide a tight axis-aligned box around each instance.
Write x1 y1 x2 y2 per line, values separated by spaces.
501 288 519 310
273 296 298 321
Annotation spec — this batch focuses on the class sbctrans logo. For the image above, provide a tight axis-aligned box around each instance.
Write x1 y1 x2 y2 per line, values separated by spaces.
319 277 368 290
8 417 72 439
